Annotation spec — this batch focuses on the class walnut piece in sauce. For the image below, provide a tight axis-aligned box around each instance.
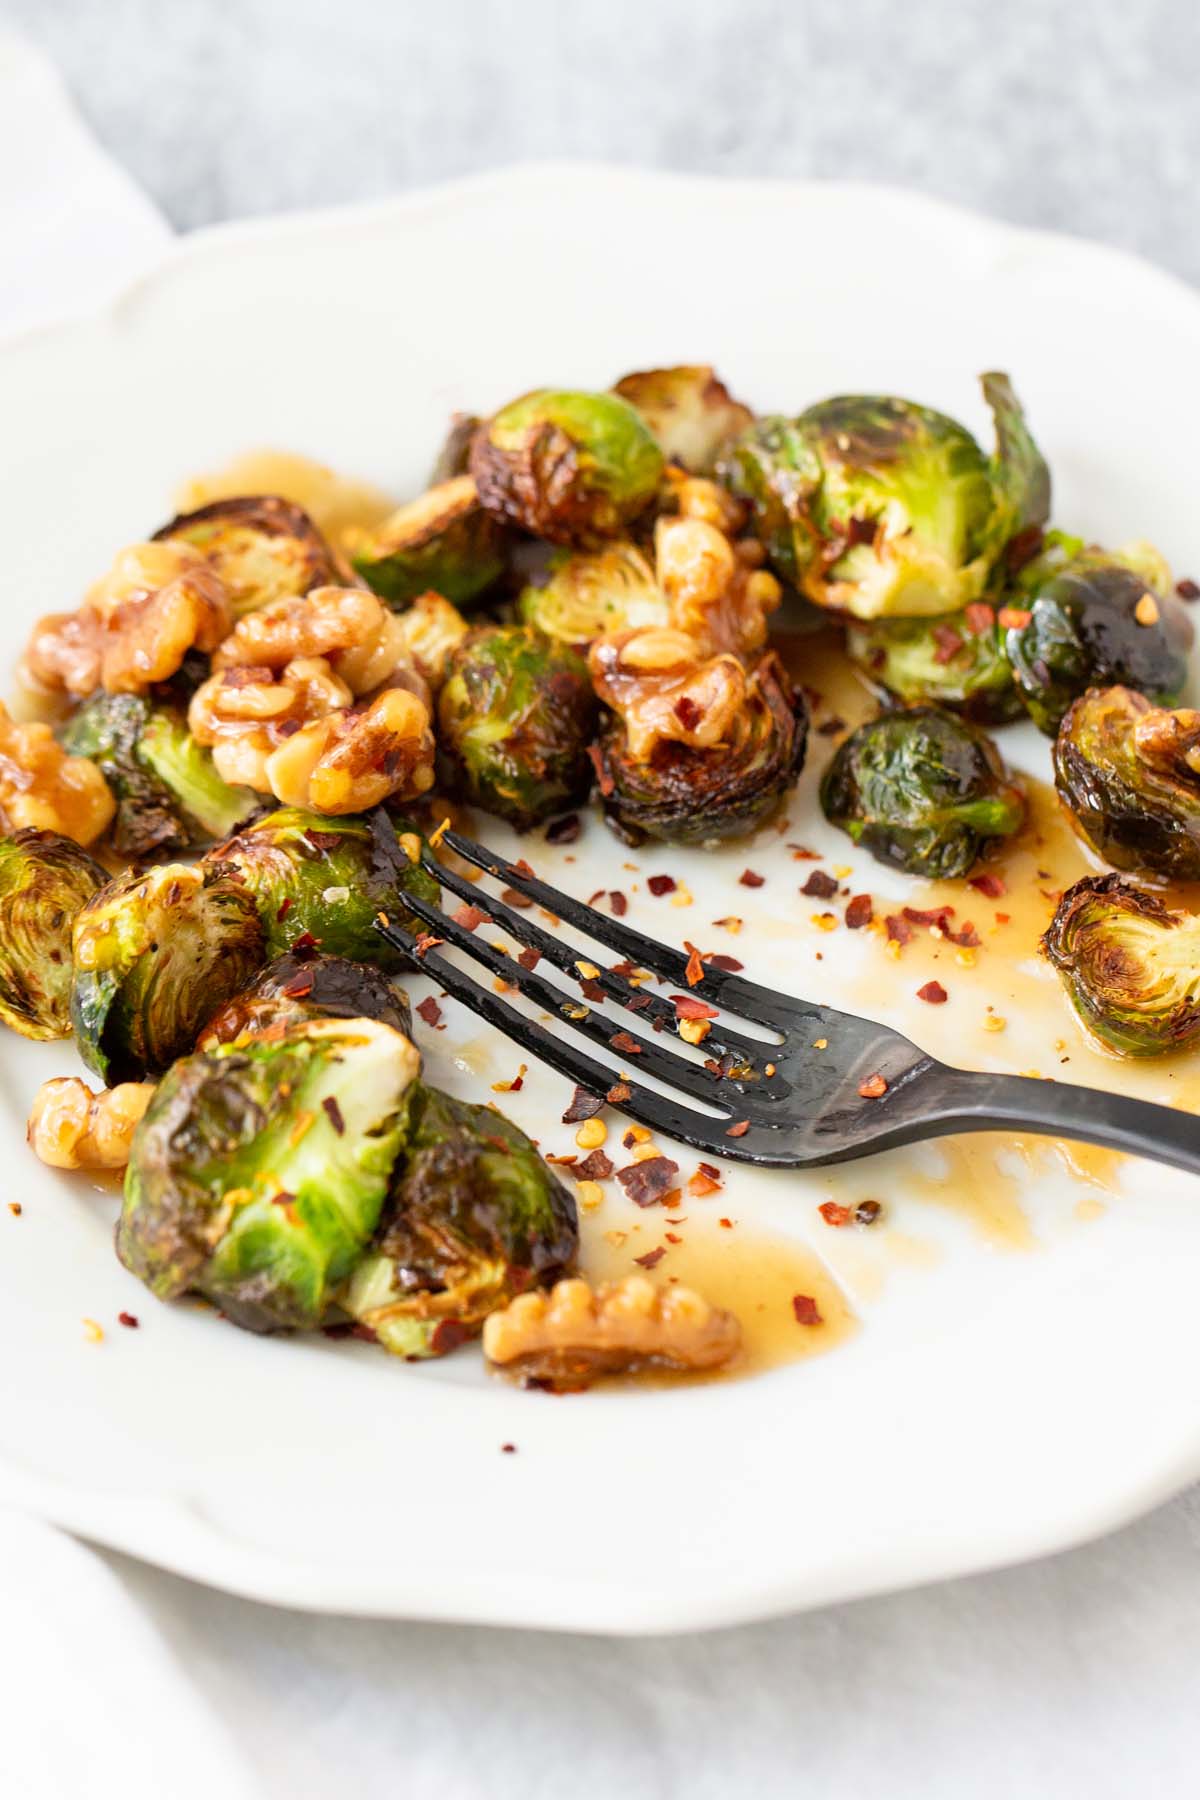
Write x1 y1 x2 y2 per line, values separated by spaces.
589 629 747 761
0 700 115 844
188 656 354 791
265 685 436 812
483 1274 742 1387
654 504 781 657
28 1077 155 1170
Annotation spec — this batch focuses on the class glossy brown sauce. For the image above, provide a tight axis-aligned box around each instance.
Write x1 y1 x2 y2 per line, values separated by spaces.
174 450 395 550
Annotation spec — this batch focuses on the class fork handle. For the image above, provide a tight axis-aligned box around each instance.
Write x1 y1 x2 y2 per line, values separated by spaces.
934 1069 1200 1179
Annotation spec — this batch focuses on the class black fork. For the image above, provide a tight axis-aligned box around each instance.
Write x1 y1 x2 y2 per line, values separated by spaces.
375 830 1200 1176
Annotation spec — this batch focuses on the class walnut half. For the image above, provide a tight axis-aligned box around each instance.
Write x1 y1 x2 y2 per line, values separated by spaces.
483 1274 742 1386
28 1077 155 1170
0 700 115 844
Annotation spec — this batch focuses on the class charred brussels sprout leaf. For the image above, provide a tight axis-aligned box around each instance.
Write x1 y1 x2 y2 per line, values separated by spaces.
470 389 665 547
341 1083 578 1357
1005 537 1192 735
71 862 265 1083
1043 874 1200 1057
62 691 257 858
348 475 506 611
595 652 807 846
1053 686 1200 879
205 805 438 964
438 625 598 829
718 373 1049 619
846 604 1021 724
611 365 755 474
0 830 106 1040
820 706 1025 877
118 1018 419 1331
199 952 413 1048
429 413 483 485
154 496 339 618
517 542 669 645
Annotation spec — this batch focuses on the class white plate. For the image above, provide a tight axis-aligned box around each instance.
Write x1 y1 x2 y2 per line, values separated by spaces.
2 166 1199 1633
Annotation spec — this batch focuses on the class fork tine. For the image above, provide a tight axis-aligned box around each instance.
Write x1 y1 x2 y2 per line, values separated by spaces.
374 916 747 1154
435 830 794 1026
427 853 772 1062
398 888 768 1108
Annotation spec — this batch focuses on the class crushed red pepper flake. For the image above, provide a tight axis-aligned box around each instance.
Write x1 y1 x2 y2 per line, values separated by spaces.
845 893 873 930
670 993 719 1021
501 1442 518 1453
674 694 703 730
665 1231 684 1245
290 930 319 954
276 897 293 921
117 1310 139 1328
501 886 533 910
452 902 490 930
562 1086 603 1124
719 1217 733 1229
855 1199 883 1225
544 813 580 844
858 1073 888 1099
885 913 913 945
606 1082 632 1104
787 843 821 860
683 943 705 987
617 1156 681 1207
963 601 996 634
415 994 444 1029
1177 577 1200 601
917 980 948 1005
8 1202 22 1217
968 872 1006 898
413 931 444 958
635 1246 667 1269
322 1095 346 1135
816 715 845 737
792 1293 823 1326
492 1064 527 1093
647 873 676 896
725 1119 750 1138
705 952 744 972
802 869 838 899
995 910 1011 925
997 605 1032 631
431 1319 469 1356
738 868 765 888
516 946 542 972
688 1171 722 1196
588 744 614 795
609 889 628 916
932 623 964 664
580 979 606 1002
610 1030 642 1056
818 1201 852 1227
574 1148 614 1181
279 970 315 998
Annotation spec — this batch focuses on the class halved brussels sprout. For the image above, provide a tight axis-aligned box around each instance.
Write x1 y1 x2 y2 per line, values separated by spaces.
71 862 265 1083
340 1084 578 1357
611 365 755 474
62 691 258 859
118 1017 419 1331
1054 686 1200 879
594 650 807 846
429 413 483 484
470 389 665 547
438 624 598 829
718 372 1049 619
846 603 1022 724
198 952 412 1049
1043 874 1200 1057
205 805 439 963
821 705 1025 877
1005 535 1193 735
154 496 339 618
348 475 506 611
0 830 106 1040
517 542 670 645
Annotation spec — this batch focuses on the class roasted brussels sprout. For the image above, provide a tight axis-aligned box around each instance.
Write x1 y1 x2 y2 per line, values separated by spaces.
0 830 106 1039
1053 686 1200 879
718 372 1049 619
429 413 483 484
1043 874 1200 1057
593 647 807 846
437 625 598 829
517 542 670 645
62 691 258 858
198 952 412 1048
820 705 1025 877
153 496 339 618
205 805 438 963
1004 536 1192 735
71 862 265 1083
348 476 506 611
118 1017 419 1331
340 1084 578 1357
846 603 1022 724
611 365 755 474
470 389 665 547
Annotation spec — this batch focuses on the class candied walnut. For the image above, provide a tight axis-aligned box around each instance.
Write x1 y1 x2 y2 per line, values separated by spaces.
20 606 105 701
0 700 114 844
213 584 385 674
483 1273 742 1386
589 628 747 760
265 685 436 812
664 468 748 536
188 656 353 790
654 514 780 657
28 1077 155 1169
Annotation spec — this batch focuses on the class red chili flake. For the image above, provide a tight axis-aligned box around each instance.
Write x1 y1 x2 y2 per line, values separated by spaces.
496 1067 525 1092
580 979 606 1002
917 980 948 1005
1177 577 1200 601
501 887 533 910
855 1199 883 1225
431 1319 470 1356
885 914 913 946
792 1294 823 1326
8 1203 21 1216
290 930 319 953
622 1129 638 1149
610 1030 642 1056
787 843 821 860
688 1171 722 1197
271 1190 298 1207
818 1201 852 1227
963 601 996 635
545 812 581 844
647 874 676 896
635 1246 667 1270
950 921 981 948
627 994 652 1011
725 1119 750 1138
452 902 489 930
609 890 628 916
606 1082 632 1103
413 932 444 958
415 994 444 1029
545 1152 578 1166
279 970 315 998
1004 524 1044 572
276 897 293 921
501 1443 518 1454
117 1311 139 1329
858 1073 888 1099
683 944 705 987
674 695 703 730
705 952 744 972
512 947 539 973
903 904 955 931
322 1095 346 1135
816 715 846 737
718 1217 733 1229
662 1232 682 1246
997 606 1033 631
562 1086 603 1123
575 1148 614 1181
968 872 1006 898
670 994 720 1021
587 743 614 796
932 623 964 664
802 869 838 899
617 1156 680 1207
739 868 765 888
697 1161 720 1180
845 893 873 930
994 910 1011 926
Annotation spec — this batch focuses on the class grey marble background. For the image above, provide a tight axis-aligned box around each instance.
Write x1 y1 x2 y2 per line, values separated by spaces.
7 0 1200 283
